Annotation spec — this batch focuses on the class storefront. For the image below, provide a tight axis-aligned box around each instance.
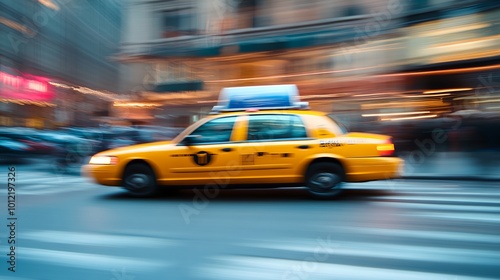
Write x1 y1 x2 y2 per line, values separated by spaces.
0 66 56 128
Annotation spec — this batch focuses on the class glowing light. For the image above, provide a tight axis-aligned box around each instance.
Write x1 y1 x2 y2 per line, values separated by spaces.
424 88 472 94
0 72 22 89
362 100 445 109
404 93 451 98
202 63 500 85
379 64 500 77
362 111 431 117
89 156 118 165
26 80 48 92
354 93 392 97
377 144 395 151
420 23 490 37
382 114 438 121
38 0 60 11
0 17 35 35
205 65 384 84
0 71 52 102
473 99 500 104
49 82 118 101
197 100 218 104
113 102 162 108
0 98 56 107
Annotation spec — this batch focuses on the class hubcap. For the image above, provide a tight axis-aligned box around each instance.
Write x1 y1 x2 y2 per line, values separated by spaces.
310 172 340 191
126 174 150 189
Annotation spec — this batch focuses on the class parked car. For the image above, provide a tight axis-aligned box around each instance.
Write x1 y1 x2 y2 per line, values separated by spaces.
0 137 34 157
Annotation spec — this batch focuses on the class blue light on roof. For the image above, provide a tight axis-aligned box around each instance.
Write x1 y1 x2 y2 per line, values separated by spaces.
213 85 307 113
227 90 292 109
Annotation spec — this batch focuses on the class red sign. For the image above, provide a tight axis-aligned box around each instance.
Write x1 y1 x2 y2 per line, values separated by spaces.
0 70 54 101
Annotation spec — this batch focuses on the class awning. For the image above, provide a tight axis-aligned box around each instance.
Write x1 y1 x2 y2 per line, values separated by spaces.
153 80 204 93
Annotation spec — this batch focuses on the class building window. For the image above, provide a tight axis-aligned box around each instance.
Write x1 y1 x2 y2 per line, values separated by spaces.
410 0 430 11
162 8 197 38
341 5 365 17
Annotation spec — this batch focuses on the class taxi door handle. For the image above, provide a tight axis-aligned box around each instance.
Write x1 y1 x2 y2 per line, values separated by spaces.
297 145 310 149
221 147 232 152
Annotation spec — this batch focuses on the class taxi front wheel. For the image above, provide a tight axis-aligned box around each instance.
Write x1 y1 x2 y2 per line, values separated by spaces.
305 162 344 199
123 163 158 197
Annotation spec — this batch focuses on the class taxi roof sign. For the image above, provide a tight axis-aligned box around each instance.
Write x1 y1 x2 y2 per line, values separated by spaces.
212 84 309 113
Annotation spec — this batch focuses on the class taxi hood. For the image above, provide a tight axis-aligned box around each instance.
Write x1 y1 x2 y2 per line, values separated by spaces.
95 140 174 156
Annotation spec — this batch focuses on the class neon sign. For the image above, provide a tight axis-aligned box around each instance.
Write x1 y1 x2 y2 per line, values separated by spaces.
0 70 53 101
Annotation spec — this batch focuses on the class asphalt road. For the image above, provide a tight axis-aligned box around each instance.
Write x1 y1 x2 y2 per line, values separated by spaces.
1 165 499 280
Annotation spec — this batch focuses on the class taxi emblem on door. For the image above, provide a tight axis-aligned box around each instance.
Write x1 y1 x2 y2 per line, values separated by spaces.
193 151 212 166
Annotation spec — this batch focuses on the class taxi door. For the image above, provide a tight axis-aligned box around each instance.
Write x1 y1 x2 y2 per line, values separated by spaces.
164 115 244 186
236 113 315 184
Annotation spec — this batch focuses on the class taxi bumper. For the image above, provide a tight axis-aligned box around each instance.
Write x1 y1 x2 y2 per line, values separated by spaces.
81 164 122 186
344 157 404 182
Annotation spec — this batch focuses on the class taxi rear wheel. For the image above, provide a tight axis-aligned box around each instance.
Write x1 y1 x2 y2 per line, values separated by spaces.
305 162 344 199
123 163 158 197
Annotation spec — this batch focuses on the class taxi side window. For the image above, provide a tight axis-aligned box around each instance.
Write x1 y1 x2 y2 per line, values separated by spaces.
247 114 307 141
189 116 237 144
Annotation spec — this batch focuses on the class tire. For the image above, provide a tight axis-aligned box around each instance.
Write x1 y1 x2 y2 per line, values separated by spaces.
122 163 158 197
305 162 345 199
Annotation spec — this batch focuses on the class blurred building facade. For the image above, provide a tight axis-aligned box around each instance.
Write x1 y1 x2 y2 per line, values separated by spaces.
116 0 500 128
0 0 122 128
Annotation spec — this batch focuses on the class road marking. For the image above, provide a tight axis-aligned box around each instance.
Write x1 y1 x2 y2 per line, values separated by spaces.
403 212 500 223
197 255 498 280
1 277 37 280
343 182 460 190
371 195 500 205
0 178 100 195
21 230 179 247
18 247 168 272
19 180 91 190
2 186 100 195
397 191 500 197
238 240 500 266
327 226 500 244
370 201 500 213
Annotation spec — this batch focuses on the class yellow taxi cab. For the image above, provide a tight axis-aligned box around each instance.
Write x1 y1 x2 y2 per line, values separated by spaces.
82 85 403 198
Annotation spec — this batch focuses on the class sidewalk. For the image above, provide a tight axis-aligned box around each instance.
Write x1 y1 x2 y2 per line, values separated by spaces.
400 152 500 181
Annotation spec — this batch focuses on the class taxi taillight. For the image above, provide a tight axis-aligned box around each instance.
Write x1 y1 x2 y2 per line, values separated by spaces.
377 139 395 157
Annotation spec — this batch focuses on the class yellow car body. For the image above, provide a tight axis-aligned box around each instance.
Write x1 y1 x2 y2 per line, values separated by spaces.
82 109 403 198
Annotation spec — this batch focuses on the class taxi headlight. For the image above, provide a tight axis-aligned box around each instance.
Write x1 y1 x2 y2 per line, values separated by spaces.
89 156 118 165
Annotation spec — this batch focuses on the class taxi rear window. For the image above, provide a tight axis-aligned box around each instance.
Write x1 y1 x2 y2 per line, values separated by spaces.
247 114 308 141
327 114 349 135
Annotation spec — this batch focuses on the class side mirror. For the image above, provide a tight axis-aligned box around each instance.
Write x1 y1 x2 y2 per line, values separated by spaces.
182 135 200 146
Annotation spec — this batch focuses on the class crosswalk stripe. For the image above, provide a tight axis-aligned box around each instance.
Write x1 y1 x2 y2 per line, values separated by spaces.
0 183 100 195
197 256 498 280
20 182 89 190
1 277 37 280
370 201 500 212
18 247 168 272
393 191 500 197
237 240 500 266
14 188 99 195
327 226 500 244
370 195 500 204
403 212 500 223
18 177 87 183
22 230 179 247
